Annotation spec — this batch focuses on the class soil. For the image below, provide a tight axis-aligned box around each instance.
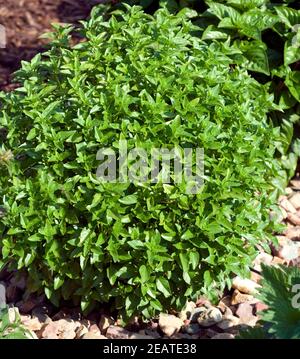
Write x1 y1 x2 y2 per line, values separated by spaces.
0 0 106 91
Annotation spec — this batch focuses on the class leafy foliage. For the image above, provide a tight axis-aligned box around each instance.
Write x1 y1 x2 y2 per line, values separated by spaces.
199 1 300 179
0 5 291 320
238 264 300 339
122 1 300 124
0 306 32 339
198 1 300 101
107 1 300 178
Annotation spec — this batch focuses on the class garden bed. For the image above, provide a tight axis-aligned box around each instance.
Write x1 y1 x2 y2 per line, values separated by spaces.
0 0 104 90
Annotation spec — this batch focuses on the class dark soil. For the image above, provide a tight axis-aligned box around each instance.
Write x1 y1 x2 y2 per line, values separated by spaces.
0 0 106 91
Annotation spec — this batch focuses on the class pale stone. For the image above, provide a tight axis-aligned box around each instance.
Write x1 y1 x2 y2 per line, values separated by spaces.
290 180 300 189
159 313 183 337
21 317 43 331
129 333 155 339
76 324 89 339
106 325 131 339
288 192 300 209
271 256 285 266
179 301 196 321
250 271 262 283
197 307 223 327
231 289 254 305
285 187 294 195
279 197 297 213
236 302 256 325
283 227 300 240
253 252 273 272
81 332 107 339
277 237 300 261
40 319 78 339
89 323 102 335
217 301 233 317
232 276 261 294
280 207 288 220
287 212 300 225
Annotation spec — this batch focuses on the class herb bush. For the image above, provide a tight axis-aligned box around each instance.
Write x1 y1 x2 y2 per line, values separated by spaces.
0 5 290 318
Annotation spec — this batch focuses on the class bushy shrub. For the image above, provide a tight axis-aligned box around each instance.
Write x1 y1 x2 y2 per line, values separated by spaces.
0 5 289 319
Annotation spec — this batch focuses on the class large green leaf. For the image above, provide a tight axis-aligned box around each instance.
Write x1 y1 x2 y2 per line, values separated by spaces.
275 7 300 28
234 40 270 75
285 70 300 102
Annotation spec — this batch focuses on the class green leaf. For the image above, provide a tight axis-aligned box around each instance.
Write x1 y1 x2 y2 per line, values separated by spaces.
276 7 300 28
150 299 163 311
204 270 212 286
235 40 270 75
285 71 300 102
54 276 64 290
0 4 290 324
189 251 199 270
139 265 150 283
202 25 229 40
183 271 191 285
156 277 171 297
207 2 241 22
284 33 300 65
179 253 189 272
118 195 138 205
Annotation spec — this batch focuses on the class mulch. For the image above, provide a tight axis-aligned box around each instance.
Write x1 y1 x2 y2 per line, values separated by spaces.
0 0 106 91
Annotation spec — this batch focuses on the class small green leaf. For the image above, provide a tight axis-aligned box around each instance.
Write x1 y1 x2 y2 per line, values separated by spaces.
156 277 171 297
139 265 150 283
118 195 138 205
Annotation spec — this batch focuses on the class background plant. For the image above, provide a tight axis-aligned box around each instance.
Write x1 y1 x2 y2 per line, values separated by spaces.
197 0 300 178
238 264 300 339
0 5 294 320
0 306 32 339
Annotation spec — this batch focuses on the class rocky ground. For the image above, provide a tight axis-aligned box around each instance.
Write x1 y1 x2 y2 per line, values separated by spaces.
1 179 300 339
